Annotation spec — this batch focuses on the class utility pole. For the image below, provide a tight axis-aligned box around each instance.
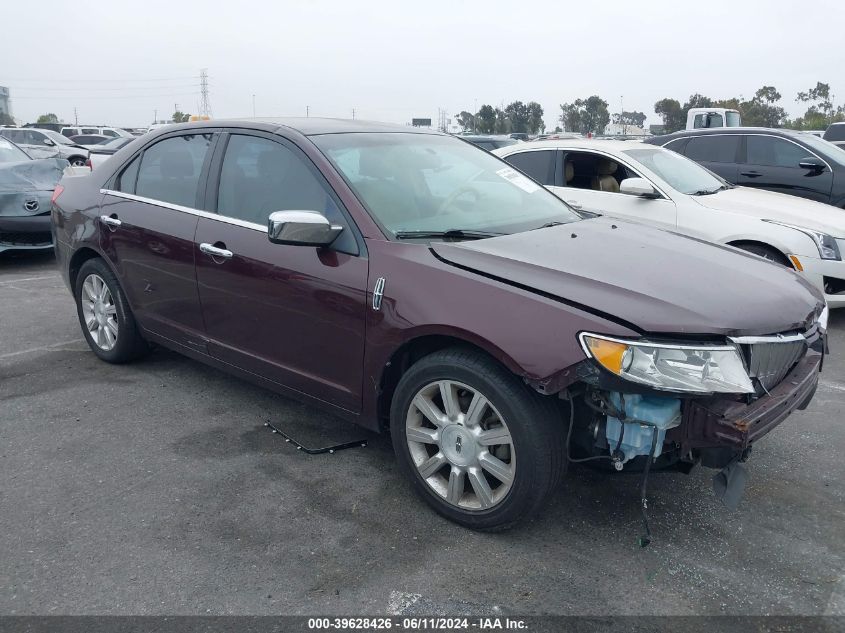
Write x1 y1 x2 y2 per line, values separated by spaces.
620 95 626 136
74 107 78 125
306 105 310 118
252 94 256 117
352 108 356 120
154 109 157 124
199 68 211 118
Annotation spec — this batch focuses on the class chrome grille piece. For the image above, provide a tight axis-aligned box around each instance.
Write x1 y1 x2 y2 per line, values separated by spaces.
730 333 807 393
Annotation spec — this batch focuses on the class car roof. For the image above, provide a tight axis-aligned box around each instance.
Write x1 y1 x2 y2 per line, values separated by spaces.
650 127 808 142
150 117 442 137
498 138 647 152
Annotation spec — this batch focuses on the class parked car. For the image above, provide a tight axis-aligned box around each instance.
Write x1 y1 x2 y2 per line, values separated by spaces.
0 136 68 254
87 136 136 170
69 134 112 148
53 119 827 530
61 126 133 139
823 122 845 149
646 127 845 208
0 128 90 167
509 133 530 141
458 134 518 151
495 139 845 306
686 107 741 130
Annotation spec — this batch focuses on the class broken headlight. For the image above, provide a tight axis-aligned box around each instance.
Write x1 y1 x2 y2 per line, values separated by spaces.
579 333 754 394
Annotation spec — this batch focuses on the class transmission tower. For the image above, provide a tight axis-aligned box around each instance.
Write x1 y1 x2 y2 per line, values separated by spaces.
199 69 212 118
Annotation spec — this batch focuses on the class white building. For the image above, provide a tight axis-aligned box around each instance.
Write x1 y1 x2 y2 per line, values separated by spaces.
0 86 11 120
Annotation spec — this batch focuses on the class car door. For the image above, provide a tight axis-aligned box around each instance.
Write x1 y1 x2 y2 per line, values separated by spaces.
98 130 217 349
18 130 57 159
545 149 677 230
681 135 740 183
738 134 833 203
194 131 368 413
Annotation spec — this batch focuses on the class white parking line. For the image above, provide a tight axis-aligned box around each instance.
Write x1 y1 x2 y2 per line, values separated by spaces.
0 274 60 286
818 380 845 393
0 338 85 360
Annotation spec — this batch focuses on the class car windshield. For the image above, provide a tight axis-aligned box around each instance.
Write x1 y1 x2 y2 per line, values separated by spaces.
796 133 845 167
623 147 727 195
0 138 31 163
313 133 581 238
43 130 74 145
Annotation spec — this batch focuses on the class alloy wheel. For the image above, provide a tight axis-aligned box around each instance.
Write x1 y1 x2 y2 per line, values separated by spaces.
81 273 118 351
405 380 515 510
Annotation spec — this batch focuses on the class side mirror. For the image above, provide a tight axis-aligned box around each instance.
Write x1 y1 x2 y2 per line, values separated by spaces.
798 156 825 172
620 177 659 198
267 210 343 247
42 138 55 146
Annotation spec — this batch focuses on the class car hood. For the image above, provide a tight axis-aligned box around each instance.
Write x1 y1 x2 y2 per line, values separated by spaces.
431 217 823 336
696 187 845 237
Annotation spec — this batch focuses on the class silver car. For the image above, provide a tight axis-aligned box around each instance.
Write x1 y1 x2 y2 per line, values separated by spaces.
0 128 89 167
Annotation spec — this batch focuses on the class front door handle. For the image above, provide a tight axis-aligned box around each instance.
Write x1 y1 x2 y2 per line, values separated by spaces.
100 214 122 228
566 200 583 210
199 242 233 259
740 171 763 178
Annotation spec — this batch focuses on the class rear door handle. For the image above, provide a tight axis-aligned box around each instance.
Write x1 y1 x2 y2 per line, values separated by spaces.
199 242 233 259
100 214 122 228
740 171 762 178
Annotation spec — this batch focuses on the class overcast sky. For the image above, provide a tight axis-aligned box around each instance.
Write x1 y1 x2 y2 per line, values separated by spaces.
3 0 844 129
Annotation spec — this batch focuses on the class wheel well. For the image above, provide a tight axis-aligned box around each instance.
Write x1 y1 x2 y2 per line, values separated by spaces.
727 240 791 267
376 335 503 430
68 247 102 289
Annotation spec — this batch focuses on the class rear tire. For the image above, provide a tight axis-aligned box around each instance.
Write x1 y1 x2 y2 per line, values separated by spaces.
74 258 149 363
390 347 565 531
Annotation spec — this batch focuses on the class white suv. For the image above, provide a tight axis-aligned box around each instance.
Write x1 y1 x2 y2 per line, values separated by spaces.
60 126 132 139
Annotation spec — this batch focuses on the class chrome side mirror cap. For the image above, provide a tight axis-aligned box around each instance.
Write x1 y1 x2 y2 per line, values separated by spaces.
620 177 659 198
267 210 343 247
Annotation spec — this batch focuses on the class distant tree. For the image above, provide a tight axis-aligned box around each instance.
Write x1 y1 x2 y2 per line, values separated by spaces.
455 111 475 132
612 110 647 129
683 94 714 111
36 113 59 124
553 125 562 133
475 104 496 134
0 112 14 126
493 108 511 134
172 111 191 123
654 98 684 133
791 81 843 129
559 96 609 135
526 101 545 134
735 86 787 127
504 101 529 133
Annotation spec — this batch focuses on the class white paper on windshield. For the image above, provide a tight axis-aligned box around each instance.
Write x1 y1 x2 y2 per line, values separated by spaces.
496 167 540 194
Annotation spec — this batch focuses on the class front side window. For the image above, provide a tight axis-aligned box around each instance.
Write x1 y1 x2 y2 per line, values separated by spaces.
217 134 356 252
314 133 581 237
503 150 556 186
746 136 811 168
624 147 727 195
684 136 739 163
725 111 741 126
0 137 31 163
134 133 212 207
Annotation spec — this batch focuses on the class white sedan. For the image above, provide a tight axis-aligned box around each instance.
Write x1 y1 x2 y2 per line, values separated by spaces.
494 139 845 308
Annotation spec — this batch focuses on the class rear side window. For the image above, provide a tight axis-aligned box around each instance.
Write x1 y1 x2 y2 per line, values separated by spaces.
685 136 739 163
824 125 845 142
116 155 141 193
746 136 810 168
134 134 212 207
663 138 688 153
504 150 556 185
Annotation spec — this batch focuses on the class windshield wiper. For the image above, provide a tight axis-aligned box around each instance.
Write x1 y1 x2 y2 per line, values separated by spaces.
394 229 503 241
691 184 730 196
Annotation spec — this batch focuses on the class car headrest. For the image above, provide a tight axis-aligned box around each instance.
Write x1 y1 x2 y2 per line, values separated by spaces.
564 161 574 182
596 159 618 175
159 150 194 179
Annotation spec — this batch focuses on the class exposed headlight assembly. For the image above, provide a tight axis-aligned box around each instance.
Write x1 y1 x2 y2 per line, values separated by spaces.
579 333 754 394
763 220 842 261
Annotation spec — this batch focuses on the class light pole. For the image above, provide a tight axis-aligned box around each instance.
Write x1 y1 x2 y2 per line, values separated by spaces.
252 94 256 117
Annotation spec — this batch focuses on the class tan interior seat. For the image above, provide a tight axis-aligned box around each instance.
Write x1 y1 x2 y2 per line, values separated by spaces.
564 161 574 184
591 159 620 192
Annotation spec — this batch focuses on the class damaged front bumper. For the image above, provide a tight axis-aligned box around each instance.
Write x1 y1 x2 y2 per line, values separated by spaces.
668 348 822 455
0 211 54 252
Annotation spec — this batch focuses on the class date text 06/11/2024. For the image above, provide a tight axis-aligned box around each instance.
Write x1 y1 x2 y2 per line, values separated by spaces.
306 617 528 630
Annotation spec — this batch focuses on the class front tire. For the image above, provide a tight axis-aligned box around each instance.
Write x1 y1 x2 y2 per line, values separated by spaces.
734 243 790 266
74 258 148 363
390 348 565 531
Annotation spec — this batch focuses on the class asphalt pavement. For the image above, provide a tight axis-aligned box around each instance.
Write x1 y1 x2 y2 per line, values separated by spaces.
1 252 843 615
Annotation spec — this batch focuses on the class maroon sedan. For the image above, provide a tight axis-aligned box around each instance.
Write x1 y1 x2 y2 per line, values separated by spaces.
52 119 827 531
